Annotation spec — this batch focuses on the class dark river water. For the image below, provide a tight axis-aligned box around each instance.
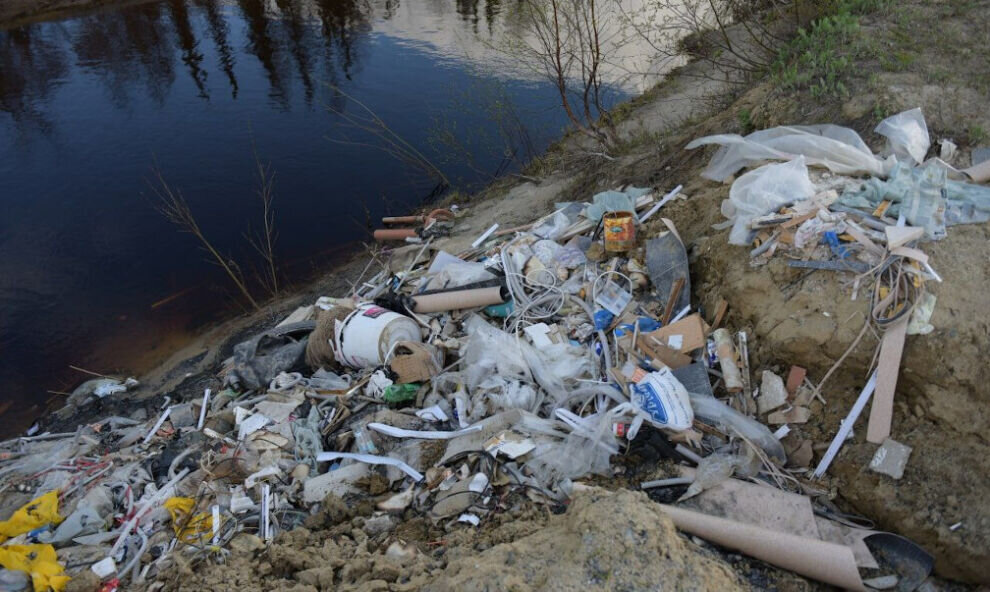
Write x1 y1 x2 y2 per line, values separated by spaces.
0 0 635 434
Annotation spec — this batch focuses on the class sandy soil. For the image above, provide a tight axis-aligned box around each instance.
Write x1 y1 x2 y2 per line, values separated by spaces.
149 489 749 592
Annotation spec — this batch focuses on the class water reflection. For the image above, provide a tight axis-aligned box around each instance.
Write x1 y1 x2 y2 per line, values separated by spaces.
0 0 373 126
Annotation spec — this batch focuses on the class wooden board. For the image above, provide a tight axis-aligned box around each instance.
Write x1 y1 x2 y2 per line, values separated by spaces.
866 317 909 443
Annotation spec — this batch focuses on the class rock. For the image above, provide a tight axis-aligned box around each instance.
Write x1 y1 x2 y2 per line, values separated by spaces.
758 371 788 414
295 567 335 588
291 463 310 481
363 514 397 538
385 541 419 564
377 486 415 513
869 438 913 480
229 533 265 554
767 406 810 424
65 571 100 592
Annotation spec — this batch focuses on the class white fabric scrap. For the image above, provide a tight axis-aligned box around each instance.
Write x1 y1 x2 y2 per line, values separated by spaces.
367 422 482 440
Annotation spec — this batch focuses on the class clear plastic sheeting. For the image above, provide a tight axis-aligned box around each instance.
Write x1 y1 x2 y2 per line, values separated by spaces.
688 394 786 463
524 408 619 488
687 108 935 182
721 158 817 245
687 123 889 181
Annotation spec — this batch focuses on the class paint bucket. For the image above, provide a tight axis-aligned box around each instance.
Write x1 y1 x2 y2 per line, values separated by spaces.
603 211 636 252
333 304 422 369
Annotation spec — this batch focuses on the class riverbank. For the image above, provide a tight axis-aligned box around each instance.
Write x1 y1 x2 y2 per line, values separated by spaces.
26 0 990 588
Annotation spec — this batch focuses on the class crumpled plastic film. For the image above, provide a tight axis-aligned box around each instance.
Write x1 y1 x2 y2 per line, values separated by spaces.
874 107 930 164
0 491 63 543
687 108 933 182
687 124 888 181
0 544 69 592
164 497 214 544
721 158 817 245
583 186 652 222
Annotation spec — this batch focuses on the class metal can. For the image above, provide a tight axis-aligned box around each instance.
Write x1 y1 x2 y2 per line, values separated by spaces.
603 211 635 252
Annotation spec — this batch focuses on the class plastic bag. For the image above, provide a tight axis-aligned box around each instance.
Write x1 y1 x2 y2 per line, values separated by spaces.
680 450 743 501
583 186 652 222
722 158 817 245
0 545 69 592
875 107 930 164
461 316 531 390
0 492 63 544
479 378 541 414
688 393 786 462
424 261 495 291
525 409 618 488
532 211 572 240
629 369 694 431
842 160 990 235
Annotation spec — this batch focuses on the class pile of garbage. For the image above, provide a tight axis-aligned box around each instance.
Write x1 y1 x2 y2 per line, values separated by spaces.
3 108 984 592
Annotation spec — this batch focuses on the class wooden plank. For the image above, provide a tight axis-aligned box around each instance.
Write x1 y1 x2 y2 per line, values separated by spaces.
711 299 729 330
780 210 818 229
866 317 909 443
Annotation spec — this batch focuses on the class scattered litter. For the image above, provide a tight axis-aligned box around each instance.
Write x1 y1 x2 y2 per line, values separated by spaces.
4 155 951 591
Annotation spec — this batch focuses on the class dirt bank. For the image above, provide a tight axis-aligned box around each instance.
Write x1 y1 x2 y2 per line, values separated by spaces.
154 489 751 592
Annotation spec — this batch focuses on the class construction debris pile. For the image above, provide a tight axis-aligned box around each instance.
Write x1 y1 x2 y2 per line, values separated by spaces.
1 108 984 592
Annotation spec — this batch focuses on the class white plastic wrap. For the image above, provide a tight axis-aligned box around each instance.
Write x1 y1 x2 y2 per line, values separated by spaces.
687 125 888 181
721 158 817 245
687 109 931 182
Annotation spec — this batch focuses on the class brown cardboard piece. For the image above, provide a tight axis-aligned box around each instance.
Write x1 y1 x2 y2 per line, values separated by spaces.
389 342 438 384
638 336 692 369
642 313 708 354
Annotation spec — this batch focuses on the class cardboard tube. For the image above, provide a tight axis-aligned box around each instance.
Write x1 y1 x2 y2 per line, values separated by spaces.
374 228 417 241
412 286 505 313
659 505 865 591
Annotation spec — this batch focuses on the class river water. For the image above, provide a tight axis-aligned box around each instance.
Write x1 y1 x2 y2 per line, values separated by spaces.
0 0 678 434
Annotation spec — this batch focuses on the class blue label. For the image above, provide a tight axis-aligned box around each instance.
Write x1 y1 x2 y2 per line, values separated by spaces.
632 382 669 424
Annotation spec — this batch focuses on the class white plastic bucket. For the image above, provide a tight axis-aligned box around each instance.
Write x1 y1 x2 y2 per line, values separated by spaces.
333 304 422 369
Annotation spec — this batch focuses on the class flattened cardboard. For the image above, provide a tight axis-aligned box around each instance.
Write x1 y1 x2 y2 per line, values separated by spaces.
643 313 708 354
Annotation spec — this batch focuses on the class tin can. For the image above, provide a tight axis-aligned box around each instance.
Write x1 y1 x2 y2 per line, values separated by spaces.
603 211 635 252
